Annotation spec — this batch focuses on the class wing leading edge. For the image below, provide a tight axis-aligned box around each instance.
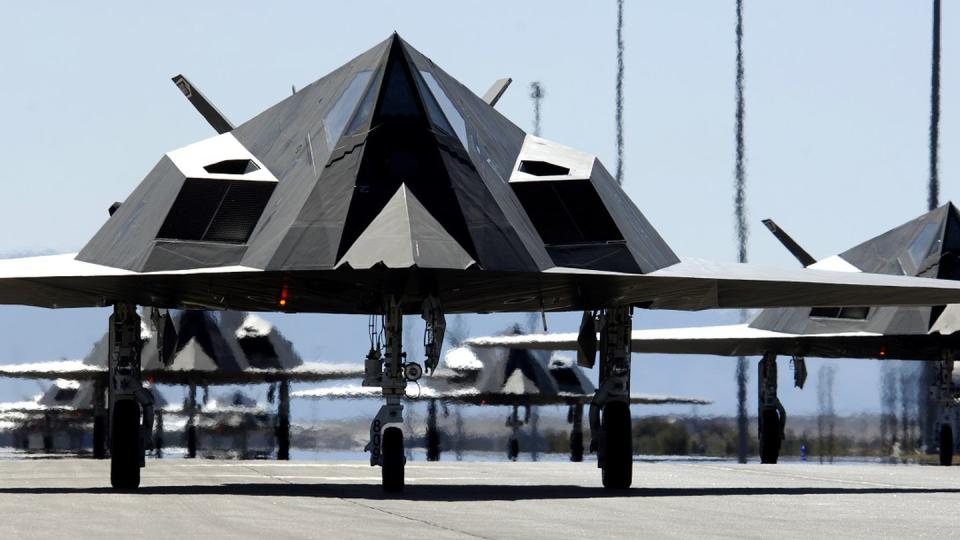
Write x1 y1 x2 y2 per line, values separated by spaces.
0 360 364 384
466 324 960 362
6 254 960 313
291 384 710 406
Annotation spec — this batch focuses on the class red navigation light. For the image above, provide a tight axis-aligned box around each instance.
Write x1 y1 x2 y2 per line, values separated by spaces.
879 346 886 358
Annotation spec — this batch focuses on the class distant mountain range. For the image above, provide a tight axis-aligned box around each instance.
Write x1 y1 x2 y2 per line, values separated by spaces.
0 249 59 259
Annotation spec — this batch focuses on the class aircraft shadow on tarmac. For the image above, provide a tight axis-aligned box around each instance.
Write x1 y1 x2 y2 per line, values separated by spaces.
0 484 958 501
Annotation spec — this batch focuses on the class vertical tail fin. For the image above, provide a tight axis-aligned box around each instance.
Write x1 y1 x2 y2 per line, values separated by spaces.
171 74 234 134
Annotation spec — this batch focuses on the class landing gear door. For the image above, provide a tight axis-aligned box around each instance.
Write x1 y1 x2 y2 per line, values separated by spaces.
577 311 597 369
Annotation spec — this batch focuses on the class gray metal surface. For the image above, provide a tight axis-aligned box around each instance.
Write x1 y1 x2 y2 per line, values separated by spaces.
0 459 956 539
481 77 512 106
171 74 234 134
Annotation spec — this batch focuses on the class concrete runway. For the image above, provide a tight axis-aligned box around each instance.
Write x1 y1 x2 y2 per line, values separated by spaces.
0 459 957 539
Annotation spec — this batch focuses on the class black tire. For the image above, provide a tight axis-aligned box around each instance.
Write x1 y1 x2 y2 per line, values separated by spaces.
186 425 197 459
93 414 106 459
110 400 141 489
382 427 405 492
276 418 290 461
508 437 520 461
601 402 632 489
570 429 584 462
425 426 441 462
939 424 954 466
760 408 782 464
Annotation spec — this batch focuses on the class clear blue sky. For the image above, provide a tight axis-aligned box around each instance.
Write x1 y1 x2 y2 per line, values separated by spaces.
0 1 954 419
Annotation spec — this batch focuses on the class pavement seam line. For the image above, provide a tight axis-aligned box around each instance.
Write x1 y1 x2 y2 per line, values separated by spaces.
239 463 495 540
692 464 927 490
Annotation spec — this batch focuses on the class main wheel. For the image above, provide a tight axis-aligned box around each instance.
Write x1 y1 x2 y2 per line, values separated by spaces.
382 427 405 492
601 401 632 489
759 408 782 464
186 425 197 459
276 418 290 461
93 414 106 459
507 437 520 461
110 400 141 489
939 424 954 466
425 425 441 462
570 429 584 462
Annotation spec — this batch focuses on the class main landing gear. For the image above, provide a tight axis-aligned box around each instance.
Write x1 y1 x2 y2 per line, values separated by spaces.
185 383 198 459
276 380 291 461
92 378 107 459
586 306 633 489
364 296 445 492
505 405 528 461
758 352 785 464
425 399 441 462
933 352 956 466
568 402 585 462
108 303 154 489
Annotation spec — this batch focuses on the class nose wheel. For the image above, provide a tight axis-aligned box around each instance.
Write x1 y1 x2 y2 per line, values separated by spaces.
382 427 405 492
365 296 441 492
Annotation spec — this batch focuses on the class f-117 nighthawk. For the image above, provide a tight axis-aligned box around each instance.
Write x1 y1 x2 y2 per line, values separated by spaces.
3 34 960 490
0 309 361 459
468 204 960 466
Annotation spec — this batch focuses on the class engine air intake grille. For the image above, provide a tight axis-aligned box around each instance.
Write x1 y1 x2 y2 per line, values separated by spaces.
511 179 622 245
157 179 275 244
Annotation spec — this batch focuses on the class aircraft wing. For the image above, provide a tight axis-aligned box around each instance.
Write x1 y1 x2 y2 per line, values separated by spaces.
0 360 104 381
625 324 956 361
146 362 365 385
467 324 959 362
0 400 76 413
291 385 710 406
0 359 363 384
0 405 87 415
0 401 90 423
614 257 960 311
8 254 960 313
626 394 711 405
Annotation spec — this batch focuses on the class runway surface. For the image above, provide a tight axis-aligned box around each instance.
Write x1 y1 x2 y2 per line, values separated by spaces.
0 458 957 539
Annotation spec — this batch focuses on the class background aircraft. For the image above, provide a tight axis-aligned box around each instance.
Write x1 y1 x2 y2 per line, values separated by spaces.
294 327 710 462
189 390 278 459
4 35 960 491
467 203 960 465
0 379 166 454
0 309 362 459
